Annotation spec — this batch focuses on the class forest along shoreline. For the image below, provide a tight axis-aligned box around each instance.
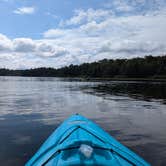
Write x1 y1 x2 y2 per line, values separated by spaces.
0 55 166 81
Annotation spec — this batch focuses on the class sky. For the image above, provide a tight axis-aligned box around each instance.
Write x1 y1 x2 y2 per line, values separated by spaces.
0 0 166 69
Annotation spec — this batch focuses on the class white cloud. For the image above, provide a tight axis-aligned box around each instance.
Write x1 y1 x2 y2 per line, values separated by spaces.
13 38 36 52
36 42 69 58
62 8 113 26
99 40 166 56
0 34 70 68
0 34 13 52
43 29 69 38
113 0 134 12
14 7 35 15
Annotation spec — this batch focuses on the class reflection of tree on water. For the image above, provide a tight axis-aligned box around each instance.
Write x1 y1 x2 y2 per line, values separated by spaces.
91 82 166 102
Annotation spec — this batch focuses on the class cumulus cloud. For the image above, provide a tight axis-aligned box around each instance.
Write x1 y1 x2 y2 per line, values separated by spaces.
43 29 69 38
0 34 13 52
36 43 69 58
99 40 166 56
43 6 166 64
0 34 70 68
61 8 113 26
14 7 35 15
13 38 36 52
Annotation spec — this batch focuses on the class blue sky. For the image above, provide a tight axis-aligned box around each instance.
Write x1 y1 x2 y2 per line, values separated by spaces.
0 0 166 69
0 0 107 39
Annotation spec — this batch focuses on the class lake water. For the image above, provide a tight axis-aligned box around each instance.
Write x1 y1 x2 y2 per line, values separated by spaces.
0 77 166 166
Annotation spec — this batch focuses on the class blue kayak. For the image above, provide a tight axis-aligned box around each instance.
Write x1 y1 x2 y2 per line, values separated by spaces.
26 114 150 166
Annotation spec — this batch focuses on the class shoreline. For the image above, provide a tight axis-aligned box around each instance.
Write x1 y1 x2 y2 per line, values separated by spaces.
82 77 166 82
0 75 166 82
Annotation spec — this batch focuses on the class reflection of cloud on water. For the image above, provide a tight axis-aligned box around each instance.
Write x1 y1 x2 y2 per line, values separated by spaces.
25 116 61 125
12 135 31 145
119 134 154 146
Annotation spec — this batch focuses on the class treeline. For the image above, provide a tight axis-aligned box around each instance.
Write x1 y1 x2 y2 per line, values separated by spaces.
0 55 166 78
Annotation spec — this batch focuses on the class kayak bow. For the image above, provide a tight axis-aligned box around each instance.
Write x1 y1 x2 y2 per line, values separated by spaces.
26 114 150 166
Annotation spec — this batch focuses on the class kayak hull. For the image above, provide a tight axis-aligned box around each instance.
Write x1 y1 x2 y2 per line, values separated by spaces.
26 114 150 166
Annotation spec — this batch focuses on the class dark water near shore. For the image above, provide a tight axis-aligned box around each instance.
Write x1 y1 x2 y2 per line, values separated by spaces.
0 77 166 166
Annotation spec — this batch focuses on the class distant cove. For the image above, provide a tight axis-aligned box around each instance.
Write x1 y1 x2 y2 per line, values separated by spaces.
0 55 166 79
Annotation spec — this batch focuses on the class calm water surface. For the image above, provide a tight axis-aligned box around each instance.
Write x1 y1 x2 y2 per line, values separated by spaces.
0 77 166 166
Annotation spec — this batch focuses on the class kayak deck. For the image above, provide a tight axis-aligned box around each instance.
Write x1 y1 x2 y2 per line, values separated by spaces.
26 114 150 166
